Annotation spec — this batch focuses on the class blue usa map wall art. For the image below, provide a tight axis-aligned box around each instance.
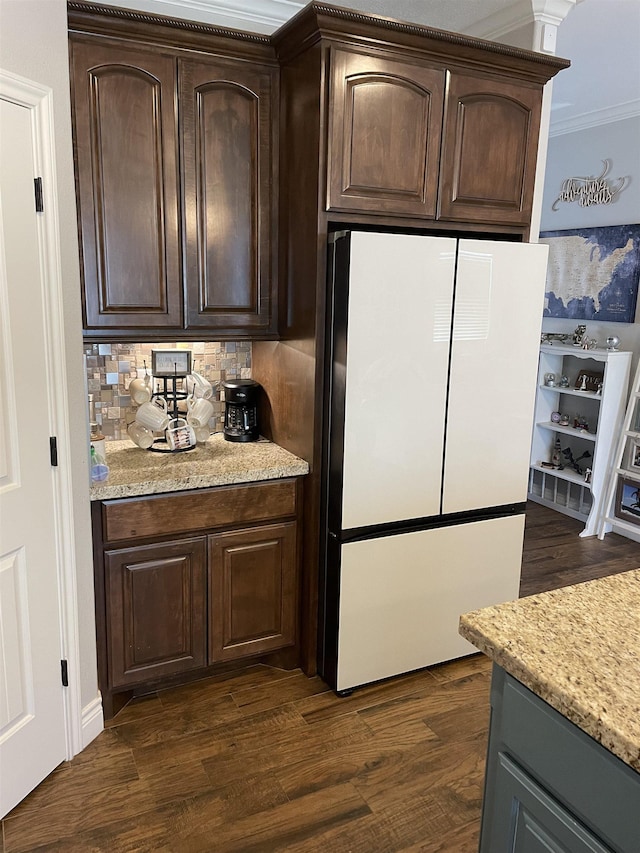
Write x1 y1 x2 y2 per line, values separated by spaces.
539 224 640 323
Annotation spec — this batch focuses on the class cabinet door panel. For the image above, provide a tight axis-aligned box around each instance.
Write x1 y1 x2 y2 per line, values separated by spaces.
70 41 182 330
328 48 444 217
482 753 611 853
181 59 276 332
209 522 297 662
439 72 541 225
105 538 206 687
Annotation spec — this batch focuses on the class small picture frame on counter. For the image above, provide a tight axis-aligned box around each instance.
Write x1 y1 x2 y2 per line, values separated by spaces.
152 349 192 377
614 475 640 525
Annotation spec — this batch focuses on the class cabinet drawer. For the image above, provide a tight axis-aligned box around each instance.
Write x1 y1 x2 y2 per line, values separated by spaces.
102 479 299 542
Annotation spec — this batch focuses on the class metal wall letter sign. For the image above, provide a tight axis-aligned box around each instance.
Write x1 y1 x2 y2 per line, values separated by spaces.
552 159 628 211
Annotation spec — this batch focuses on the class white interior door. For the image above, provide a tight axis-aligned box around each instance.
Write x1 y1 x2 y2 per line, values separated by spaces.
442 239 549 514
336 514 525 692
341 232 456 528
0 96 67 817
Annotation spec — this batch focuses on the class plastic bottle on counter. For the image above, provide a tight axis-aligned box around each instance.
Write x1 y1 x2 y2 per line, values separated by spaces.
89 393 109 483
90 444 109 483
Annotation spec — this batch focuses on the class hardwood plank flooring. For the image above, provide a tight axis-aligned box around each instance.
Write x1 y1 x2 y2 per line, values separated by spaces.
3 502 638 852
520 501 640 597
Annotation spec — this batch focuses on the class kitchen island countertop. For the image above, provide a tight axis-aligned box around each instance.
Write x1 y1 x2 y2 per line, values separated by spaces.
460 569 640 772
90 434 309 501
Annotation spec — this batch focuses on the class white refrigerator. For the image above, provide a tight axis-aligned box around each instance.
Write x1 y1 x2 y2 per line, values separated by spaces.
319 230 548 693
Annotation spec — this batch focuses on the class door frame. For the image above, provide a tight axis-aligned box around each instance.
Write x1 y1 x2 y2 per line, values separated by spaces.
1 68 84 758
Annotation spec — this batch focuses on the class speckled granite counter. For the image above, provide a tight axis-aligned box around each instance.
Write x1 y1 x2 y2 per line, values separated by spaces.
90 434 309 500
460 569 640 772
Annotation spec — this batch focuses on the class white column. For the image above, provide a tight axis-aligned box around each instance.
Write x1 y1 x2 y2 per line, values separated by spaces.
465 0 581 241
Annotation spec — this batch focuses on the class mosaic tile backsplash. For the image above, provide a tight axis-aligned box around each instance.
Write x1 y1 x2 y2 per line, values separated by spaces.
85 341 252 440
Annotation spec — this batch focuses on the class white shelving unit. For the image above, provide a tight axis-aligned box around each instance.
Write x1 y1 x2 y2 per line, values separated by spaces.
598 358 640 543
528 344 631 537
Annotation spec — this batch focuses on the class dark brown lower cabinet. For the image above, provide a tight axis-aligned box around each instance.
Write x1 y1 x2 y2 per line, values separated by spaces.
92 478 303 718
105 538 207 688
209 522 297 662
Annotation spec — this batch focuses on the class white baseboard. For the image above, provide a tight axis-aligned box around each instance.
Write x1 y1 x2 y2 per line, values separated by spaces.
80 694 104 752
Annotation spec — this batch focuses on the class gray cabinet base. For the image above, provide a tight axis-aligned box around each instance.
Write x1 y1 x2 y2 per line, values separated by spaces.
480 665 640 853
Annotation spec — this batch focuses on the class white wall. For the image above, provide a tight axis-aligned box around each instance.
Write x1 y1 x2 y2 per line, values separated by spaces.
541 117 640 232
540 116 640 374
0 0 99 714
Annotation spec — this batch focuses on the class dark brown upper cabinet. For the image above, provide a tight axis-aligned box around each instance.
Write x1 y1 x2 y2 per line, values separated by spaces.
438 72 542 225
327 48 444 218
69 2 568 344
326 46 544 227
180 58 274 332
71 41 183 331
69 23 278 340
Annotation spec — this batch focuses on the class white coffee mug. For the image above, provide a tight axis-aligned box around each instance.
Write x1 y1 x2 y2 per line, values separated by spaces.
186 396 214 428
127 421 154 449
166 417 196 451
194 425 210 444
135 397 169 432
187 372 213 400
129 372 152 405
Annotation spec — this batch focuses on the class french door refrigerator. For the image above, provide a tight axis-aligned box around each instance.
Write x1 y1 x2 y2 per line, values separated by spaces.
319 230 548 693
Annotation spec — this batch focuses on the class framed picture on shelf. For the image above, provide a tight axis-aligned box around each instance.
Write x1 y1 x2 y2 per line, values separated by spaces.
614 475 640 525
631 441 640 472
574 370 603 392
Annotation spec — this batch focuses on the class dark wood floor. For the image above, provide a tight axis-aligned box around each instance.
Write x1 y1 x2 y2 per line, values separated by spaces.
3 503 638 853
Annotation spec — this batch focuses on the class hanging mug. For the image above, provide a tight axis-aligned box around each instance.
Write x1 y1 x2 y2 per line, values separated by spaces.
166 417 196 451
187 372 213 400
135 397 169 432
186 396 214 428
127 421 154 449
129 371 152 405
194 425 210 444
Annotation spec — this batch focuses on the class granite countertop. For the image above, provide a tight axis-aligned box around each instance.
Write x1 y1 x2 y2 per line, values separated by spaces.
90 434 309 500
460 570 640 772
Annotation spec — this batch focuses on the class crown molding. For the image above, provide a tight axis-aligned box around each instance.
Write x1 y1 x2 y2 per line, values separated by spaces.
465 0 577 40
549 99 640 137
97 0 304 31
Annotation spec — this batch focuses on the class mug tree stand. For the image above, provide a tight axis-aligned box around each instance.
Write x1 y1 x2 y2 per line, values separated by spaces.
149 375 194 453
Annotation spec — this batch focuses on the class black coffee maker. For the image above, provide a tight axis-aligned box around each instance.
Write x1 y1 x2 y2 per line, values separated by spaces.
222 379 260 442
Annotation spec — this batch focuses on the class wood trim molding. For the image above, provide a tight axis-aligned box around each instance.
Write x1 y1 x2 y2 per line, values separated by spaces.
68 0 272 42
273 2 570 79
0 69 86 759
68 1 569 82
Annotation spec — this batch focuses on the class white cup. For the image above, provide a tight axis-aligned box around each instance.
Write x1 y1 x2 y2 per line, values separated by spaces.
166 417 196 451
186 396 214 428
127 421 154 449
129 372 152 405
187 372 213 400
135 397 169 432
194 425 210 444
